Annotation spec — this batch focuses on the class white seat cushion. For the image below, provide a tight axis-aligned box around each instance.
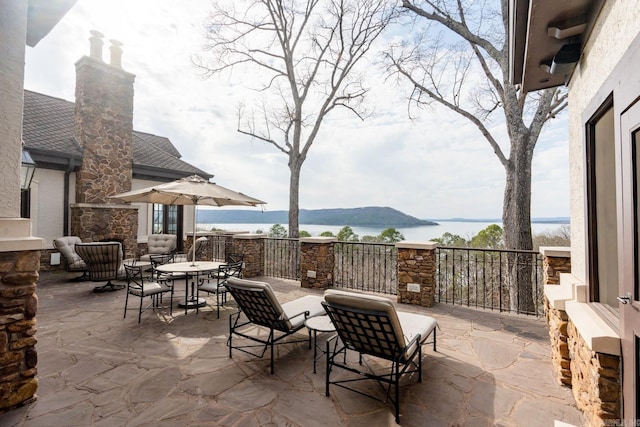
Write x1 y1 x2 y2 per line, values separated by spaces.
281 295 325 329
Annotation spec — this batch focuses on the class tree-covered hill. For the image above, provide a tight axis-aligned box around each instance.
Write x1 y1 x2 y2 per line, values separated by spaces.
197 206 438 227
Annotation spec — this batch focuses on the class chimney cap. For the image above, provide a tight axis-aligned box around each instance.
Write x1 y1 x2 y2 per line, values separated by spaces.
88 30 104 60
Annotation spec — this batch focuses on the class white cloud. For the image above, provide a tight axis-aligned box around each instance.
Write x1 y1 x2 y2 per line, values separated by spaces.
24 0 570 220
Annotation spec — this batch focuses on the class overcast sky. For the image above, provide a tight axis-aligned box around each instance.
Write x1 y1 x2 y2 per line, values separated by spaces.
24 0 570 220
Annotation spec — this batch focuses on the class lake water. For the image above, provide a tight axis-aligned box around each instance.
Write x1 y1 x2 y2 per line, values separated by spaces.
197 220 568 242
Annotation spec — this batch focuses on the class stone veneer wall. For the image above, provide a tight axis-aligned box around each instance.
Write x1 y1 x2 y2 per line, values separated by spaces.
567 321 621 425
300 238 335 289
541 248 621 425
543 255 571 285
542 249 572 386
0 250 40 410
396 242 436 307
231 235 264 278
71 206 138 259
545 299 572 386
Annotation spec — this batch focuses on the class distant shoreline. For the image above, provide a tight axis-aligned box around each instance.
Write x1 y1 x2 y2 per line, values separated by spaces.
432 218 570 224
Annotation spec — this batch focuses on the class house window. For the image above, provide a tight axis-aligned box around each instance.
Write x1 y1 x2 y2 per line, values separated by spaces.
152 204 183 250
586 97 618 308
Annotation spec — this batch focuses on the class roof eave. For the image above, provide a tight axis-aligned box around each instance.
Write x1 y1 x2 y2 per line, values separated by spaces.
26 0 78 47
508 0 605 93
133 165 214 183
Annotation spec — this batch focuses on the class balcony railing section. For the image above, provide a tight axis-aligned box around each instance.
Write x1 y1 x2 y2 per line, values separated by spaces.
436 247 544 315
333 242 397 295
204 234 230 262
264 238 300 280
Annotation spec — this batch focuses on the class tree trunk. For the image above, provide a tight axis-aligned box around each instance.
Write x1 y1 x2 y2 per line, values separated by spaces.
502 134 535 312
288 160 301 238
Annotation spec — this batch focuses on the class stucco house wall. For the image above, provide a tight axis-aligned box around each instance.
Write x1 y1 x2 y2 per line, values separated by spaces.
567 1 640 283
30 169 70 246
0 0 27 218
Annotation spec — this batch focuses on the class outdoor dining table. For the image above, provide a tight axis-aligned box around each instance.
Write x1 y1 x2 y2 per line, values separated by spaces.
155 261 223 314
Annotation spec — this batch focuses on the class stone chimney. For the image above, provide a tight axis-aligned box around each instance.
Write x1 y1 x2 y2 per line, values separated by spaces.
70 31 138 257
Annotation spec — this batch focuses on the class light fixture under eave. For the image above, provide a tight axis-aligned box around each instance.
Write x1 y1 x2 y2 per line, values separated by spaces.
21 149 36 190
550 42 582 75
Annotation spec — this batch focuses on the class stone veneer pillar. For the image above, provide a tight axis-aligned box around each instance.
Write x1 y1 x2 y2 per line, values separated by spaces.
300 237 336 289
71 33 138 257
396 241 437 307
540 247 572 386
231 234 264 278
0 220 43 410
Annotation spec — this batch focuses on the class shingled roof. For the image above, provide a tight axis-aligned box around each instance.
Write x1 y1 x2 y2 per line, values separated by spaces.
22 90 212 181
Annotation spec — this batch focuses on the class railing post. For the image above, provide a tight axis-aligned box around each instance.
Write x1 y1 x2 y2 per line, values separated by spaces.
540 246 572 386
231 234 264 278
396 241 437 307
300 237 336 289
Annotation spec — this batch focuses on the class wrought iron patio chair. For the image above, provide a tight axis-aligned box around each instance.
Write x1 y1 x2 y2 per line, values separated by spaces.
198 261 242 318
75 242 125 292
123 264 173 323
224 277 325 374
322 289 438 424
225 253 244 277
174 236 208 263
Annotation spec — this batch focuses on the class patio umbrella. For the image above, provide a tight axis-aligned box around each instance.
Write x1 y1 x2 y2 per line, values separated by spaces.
110 174 266 265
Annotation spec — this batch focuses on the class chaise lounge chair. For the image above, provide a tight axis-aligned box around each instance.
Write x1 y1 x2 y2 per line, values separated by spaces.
322 289 438 424
224 277 325 374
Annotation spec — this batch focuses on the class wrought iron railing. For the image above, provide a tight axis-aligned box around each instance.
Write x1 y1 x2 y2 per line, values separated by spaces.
203 234 230 261
435 247 544 315
264 238 300 280
333 242 397 295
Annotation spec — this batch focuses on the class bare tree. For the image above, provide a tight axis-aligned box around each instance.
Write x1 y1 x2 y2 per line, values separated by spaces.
386 0 566 312
197 0 397 237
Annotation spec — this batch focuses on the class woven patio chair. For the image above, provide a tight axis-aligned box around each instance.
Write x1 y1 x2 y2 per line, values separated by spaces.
322 289 438 424
139 234 177 262
224 277 324 374
75 242 125 293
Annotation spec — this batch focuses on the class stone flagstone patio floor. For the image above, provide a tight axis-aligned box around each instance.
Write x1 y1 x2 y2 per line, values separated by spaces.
0 271 585 426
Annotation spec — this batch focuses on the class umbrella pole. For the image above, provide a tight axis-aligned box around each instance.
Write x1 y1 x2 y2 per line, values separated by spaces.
191 204 197 266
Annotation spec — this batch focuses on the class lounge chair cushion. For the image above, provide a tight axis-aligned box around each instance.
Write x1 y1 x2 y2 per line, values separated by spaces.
324 289 436 358
140 234 177 261
53 236 88 271
281 295 325 328
226 277 324 330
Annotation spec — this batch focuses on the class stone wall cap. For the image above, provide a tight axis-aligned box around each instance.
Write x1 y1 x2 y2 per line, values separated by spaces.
544 282 574 310
0 237 44 252
74 55 136 81
539 246 571 257
395 241 438 250
565 300 620 356
71 203 138 210
300 237 337 243
232 233 266 239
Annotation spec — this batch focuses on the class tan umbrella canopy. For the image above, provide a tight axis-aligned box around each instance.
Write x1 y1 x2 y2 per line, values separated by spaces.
110 174 266 264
